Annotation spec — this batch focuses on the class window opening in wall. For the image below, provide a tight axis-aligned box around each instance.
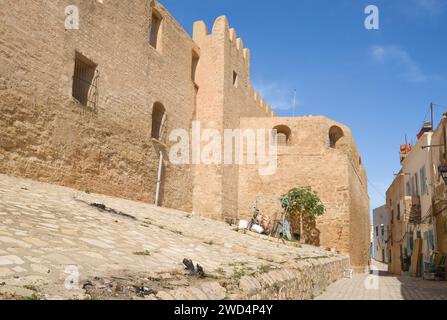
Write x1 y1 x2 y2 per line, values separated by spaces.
329 126 344 148
413 173 420 196
149 9 162 50
191 50 199 84
272 125 292 146
233 71 238 87
72 52 98 109
151 102 166 141
420 166 427 194
406 181 412 196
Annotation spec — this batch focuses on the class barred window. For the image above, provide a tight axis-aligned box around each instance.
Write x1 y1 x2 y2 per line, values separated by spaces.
72 53 98 108
277 133 288 146
272 125 291 146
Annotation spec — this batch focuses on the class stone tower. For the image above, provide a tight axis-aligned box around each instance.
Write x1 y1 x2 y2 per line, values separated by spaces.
192 16 274 221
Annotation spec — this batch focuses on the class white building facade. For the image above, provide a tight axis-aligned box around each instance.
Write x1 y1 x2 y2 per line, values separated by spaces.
373 205 391 263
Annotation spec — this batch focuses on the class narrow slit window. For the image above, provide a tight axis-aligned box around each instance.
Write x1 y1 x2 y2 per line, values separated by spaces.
151 102 166 141
191 51 199 83
233 71 238 87
149 10 162 50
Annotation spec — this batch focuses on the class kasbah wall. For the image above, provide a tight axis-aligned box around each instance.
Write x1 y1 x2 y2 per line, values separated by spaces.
239 118 371 271
0 0 370 270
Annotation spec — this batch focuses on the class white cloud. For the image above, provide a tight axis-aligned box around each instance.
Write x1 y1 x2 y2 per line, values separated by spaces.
251 80 300 112
370 45 427 83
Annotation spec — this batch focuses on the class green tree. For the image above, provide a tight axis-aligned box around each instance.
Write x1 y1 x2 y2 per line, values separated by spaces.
280 187 325 242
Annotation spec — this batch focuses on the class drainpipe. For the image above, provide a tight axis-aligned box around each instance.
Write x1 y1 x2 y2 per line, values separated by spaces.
155 150 163 207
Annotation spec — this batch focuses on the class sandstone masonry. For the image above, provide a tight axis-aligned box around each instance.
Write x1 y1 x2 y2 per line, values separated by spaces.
0 0 370 270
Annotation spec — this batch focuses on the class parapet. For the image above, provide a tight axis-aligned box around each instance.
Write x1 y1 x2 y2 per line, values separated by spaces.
193 16 249 66
193 16 275 117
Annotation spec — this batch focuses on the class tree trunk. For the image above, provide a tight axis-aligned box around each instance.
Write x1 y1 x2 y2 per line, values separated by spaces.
300 212 304 242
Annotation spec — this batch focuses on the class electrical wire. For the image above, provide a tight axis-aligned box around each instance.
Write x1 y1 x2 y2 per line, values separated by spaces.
433 103 447 109
368 180 387 201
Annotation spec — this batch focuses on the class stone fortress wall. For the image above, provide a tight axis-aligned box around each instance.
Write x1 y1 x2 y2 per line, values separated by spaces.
238 117 370 271
0 0 199 212
0 0 370 270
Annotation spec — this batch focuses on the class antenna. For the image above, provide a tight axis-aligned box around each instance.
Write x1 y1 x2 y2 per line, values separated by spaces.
431 102 434 129
292 89 297 117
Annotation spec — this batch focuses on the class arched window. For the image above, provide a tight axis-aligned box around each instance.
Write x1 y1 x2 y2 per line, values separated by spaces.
273 125 292 146
149 9 162 50
151 102 166 141
329 126 344 148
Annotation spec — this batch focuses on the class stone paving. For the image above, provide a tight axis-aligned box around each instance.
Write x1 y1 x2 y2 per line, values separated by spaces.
0 174 348 300
316 261 447 300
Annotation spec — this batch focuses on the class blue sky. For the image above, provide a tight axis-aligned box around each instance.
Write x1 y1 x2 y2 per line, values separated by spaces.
161 0 447 212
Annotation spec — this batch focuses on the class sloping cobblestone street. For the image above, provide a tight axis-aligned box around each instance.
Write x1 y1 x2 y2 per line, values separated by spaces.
0 174 347 300
317 261 447 300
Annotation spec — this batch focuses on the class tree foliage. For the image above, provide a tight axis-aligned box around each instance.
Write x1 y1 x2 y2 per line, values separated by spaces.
280 187 325 221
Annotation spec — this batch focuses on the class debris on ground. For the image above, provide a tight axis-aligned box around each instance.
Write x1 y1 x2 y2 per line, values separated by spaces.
134 286 157 298
183 259 205 278
90 203 137 220
79 272 203 300
73 196 138 221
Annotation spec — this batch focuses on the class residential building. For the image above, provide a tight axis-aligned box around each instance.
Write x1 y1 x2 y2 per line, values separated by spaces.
386 173 408 274
429 114 447 257
386 121 442 276
373 205 391 263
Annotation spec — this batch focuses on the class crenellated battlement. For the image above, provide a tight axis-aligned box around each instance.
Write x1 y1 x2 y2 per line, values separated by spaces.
193 16 274 118
193 16 250 63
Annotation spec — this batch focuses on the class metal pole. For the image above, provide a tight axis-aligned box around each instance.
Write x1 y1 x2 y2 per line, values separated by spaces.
292 89 296 117
155 150 163 207
431 102 434 129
